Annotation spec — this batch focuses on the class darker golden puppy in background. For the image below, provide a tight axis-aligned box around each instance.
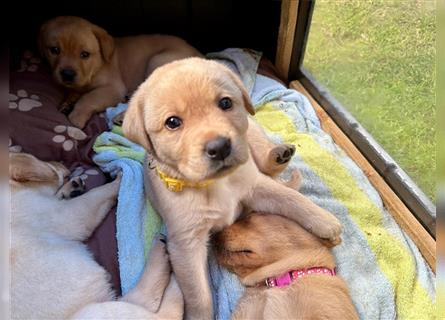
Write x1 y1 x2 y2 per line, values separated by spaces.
38 16 201 128
215 213 358 320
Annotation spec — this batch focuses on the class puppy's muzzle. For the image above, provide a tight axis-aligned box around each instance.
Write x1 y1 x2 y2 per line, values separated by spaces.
205 137 231 161
60 68 77 83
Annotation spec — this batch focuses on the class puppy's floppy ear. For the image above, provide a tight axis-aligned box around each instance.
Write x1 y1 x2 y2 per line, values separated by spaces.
122 91 153 152
92 25 115 63
9 153 58 183
225 69 255 116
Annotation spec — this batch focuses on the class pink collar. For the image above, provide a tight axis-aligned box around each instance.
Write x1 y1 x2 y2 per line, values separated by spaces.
263 267 337 288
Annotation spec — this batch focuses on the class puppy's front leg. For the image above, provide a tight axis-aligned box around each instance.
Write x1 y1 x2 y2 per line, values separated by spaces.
52 176 121 241
168 233 213 320
246 174 342 242
68 85 125 128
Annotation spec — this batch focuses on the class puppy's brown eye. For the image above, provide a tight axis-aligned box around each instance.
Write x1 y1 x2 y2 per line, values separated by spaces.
165 116 182 130
80 51 90 59
49 47 60 55
218 97 232 111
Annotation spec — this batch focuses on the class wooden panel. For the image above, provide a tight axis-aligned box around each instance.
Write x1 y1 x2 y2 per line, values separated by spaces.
290 80 436 272
275 0 299 81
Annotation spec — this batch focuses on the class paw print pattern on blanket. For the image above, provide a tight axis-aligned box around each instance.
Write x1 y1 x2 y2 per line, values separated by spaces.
17 50 41 72
52 125 87 151
9 90 43 112
71 166 100 181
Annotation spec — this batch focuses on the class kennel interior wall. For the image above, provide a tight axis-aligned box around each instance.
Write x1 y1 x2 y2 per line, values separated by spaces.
10 0 282 64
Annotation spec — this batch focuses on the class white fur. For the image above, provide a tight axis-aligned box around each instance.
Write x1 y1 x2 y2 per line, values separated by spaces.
11 171 120 319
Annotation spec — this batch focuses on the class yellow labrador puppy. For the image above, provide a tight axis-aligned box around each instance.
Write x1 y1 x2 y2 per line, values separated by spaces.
10 153 120 319
122 58 342 320
38 16 201 128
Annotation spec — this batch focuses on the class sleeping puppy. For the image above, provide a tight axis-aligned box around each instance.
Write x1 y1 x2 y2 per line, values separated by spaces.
122 57 342 319
10 152 120 319
71 235 184 320
38 16 201 128
214 213 358 320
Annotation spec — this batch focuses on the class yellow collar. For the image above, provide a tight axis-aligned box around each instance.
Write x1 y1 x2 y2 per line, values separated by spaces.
155 167 214 192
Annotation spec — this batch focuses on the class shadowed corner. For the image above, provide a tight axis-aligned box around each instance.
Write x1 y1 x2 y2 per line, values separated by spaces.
0 44 10 320
437 1 445 318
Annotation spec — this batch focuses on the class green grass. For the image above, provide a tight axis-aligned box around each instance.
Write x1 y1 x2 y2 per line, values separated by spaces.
304 0 436 201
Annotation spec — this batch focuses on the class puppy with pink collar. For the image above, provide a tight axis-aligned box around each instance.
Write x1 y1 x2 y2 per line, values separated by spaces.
215 213 358 320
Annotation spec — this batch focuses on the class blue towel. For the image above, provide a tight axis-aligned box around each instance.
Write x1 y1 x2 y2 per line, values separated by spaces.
92 131 147 295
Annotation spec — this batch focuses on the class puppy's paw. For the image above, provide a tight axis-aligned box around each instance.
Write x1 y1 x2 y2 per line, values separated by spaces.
313 215 343 242
327 236 342 247
271 144 296 164
68 111 89 129
261 144 296 177
56 176 86 200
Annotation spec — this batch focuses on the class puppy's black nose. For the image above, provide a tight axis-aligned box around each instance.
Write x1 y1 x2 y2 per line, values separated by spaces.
60 69 76 83
205 137 231 161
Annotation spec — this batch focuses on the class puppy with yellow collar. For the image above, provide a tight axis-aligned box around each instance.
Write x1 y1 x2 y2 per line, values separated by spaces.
123 58 342 320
